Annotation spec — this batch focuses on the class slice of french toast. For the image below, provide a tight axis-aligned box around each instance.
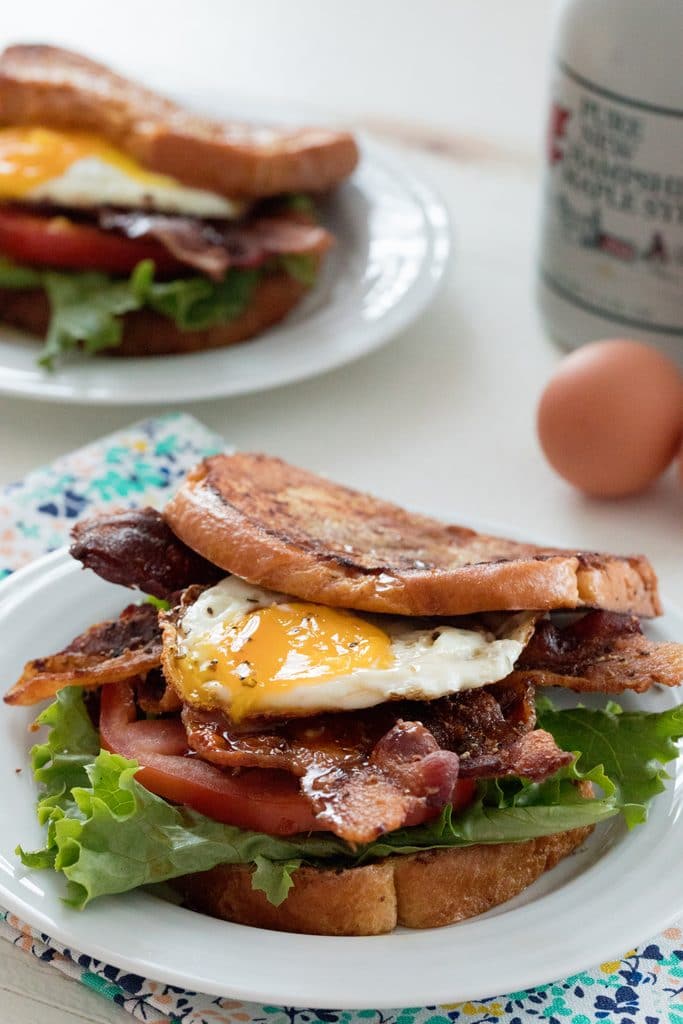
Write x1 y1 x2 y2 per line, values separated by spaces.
164 453 661 617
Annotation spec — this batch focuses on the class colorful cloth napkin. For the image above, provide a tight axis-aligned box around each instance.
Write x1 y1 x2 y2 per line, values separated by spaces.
1 412 683 1024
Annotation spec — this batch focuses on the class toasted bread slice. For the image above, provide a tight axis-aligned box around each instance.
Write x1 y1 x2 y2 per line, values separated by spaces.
0 45 359 197
163 453 661 617
177 821 593 935
0 270 308 356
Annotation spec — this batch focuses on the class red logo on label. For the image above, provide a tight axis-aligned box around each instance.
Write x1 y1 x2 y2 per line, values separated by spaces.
548 103 571 164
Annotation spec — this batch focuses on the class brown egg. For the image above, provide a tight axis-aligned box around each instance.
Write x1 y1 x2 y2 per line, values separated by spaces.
537 339 683 498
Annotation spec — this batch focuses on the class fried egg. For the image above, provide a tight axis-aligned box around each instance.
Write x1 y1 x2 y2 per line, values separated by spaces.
163 576 535 721
0 126 246 218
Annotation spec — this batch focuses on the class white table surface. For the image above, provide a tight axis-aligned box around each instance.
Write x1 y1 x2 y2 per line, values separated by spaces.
0 2 681 1020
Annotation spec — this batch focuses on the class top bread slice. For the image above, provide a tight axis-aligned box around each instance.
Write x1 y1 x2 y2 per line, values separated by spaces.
163 453 661 617
0 45 359 198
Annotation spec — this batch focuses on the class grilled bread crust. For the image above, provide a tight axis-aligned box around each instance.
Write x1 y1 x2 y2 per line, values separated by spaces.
163 453 661 617
0 272 308 356
0 45 359 197
176 822 593 936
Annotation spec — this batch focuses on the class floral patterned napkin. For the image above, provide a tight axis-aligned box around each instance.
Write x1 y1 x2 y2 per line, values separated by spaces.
1 412 682 1024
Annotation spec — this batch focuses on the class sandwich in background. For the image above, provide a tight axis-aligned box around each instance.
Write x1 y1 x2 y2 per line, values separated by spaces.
0 45 358 365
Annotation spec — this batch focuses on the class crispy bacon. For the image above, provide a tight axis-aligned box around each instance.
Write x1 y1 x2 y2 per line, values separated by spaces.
181 684 571 843
98 211 333 281
409 684 565 779
514 610 683 693
520 612 641 667
4 602 162 705
458 728 570 779
183 704 459 843
306 722 460 842
417 682 533 760
70 507 223 598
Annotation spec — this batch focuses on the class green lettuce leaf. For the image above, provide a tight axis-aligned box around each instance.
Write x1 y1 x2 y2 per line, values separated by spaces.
278 253 318 286
39 271 144 368
134 260 260 330
537 697 683 826
18 689 683 908
17 687 100 870
0 257 43 288
281 194 317 215
359 760 618 860
252 855 303 905
29 686 100 803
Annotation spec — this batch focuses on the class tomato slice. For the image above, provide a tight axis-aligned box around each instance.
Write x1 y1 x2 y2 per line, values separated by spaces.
451 777 477 812
0 207 183 274
99 682 319 836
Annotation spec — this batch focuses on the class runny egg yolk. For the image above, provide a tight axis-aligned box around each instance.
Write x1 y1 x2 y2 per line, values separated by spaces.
0 126 180 196
176 602 394 721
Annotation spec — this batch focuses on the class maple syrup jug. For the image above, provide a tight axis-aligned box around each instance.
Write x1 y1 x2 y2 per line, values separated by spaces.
537 0 683 365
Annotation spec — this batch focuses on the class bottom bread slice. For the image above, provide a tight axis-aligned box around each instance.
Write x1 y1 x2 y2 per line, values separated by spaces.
176 823 594 936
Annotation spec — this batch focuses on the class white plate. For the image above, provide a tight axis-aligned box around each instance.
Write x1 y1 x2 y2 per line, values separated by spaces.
0 135 450 405
0 548 682 1008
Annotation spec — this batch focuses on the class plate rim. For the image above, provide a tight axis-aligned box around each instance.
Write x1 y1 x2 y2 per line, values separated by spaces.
1 547 682 1008
0 134 451 406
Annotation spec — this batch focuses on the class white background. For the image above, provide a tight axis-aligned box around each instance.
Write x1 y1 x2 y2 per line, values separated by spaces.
0 2 680 1020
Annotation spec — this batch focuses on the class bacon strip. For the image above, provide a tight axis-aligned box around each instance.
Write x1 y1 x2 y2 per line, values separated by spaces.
458 728 570 779
98 211 333 281
70 507 223 599
183 705 459 843
306 723 460 843
182 683 571 844
513 610 683 693
4 602 162 705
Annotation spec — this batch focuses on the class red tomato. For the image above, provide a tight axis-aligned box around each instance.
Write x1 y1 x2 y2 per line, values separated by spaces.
451 777 477 812
0 207 183 274
99 682 319 836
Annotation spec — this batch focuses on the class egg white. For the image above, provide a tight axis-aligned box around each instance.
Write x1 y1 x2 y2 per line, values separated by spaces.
167 576 534 719
26 157 246 219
